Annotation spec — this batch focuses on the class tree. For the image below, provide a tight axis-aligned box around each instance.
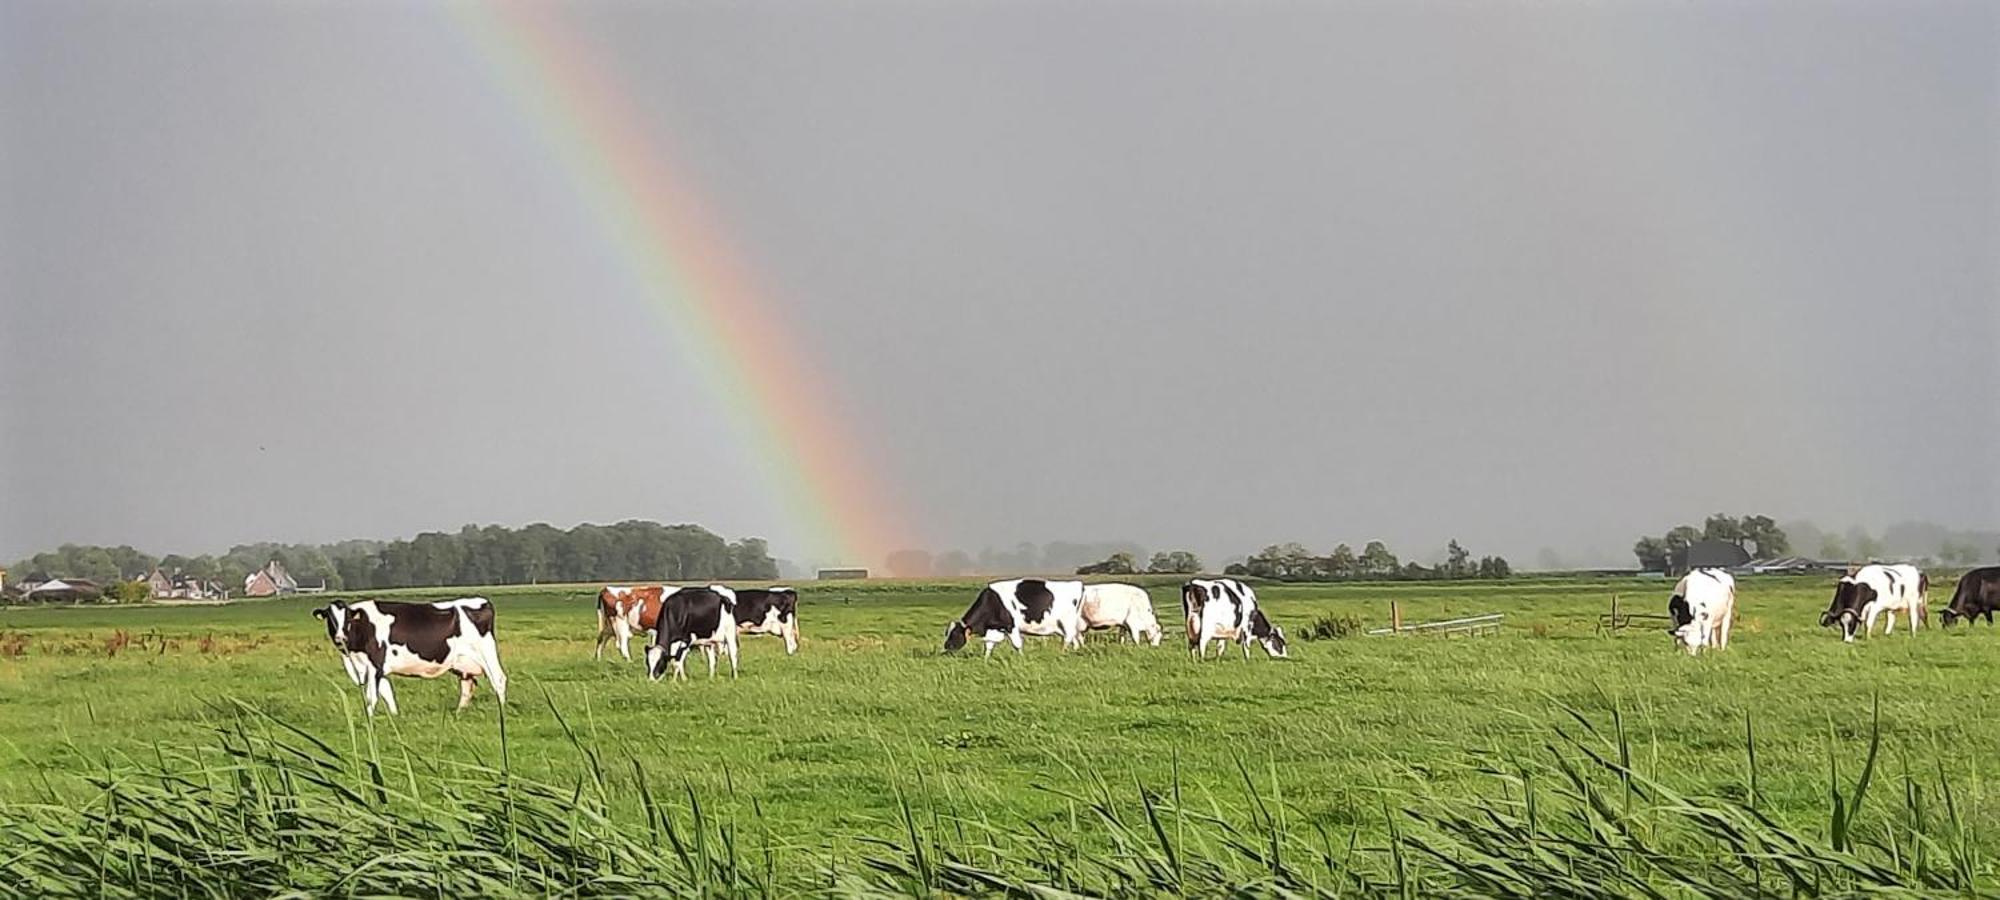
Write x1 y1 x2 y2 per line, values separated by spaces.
1702 514 1744 548
932 550 972 577
727 538 779 579
1477 555 1512 579
1443 539 1472 579
1076 552 1137 575
1849 528 1884 562
1323 544 1357 580
1818 534 1850 561
1632 537 1670 573
886 549 934 578
1146 550 1202 574
1939 540 1979 567
1358 541 1399 578
1739 515 1789 557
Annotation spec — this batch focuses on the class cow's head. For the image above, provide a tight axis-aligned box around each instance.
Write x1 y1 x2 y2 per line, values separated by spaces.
1249 610 1288 658
942 620 970 653
311 602 349 649
1670 616 1709 655
1261 624 1289 658
1820 579 1870 642
645 641 683 682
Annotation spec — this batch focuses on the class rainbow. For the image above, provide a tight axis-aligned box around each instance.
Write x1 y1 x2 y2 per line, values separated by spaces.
452 2 906 567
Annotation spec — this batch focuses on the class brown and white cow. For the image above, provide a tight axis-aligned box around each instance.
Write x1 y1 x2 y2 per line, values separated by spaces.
595 584 671 661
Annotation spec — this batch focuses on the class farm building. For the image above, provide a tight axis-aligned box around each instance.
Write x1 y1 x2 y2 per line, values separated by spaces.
816 567 868 580
1672 540 1750 575
25 578 104 602
242 560 299 597
1741 556 1827 575
144 568 226 600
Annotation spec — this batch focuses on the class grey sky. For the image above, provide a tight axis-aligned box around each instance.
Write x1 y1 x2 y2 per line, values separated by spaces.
3 1 1994 569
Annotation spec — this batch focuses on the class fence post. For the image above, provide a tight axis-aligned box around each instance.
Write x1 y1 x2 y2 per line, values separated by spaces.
1611 594 1619 630
1391 600 1402 635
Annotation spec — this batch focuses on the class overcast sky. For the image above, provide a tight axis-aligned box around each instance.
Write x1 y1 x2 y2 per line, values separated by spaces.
3 0 1994 569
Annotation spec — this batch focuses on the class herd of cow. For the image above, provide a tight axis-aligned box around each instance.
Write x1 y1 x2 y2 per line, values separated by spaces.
1668 563 2000 655
306 576 1285 715
306 566 2000 715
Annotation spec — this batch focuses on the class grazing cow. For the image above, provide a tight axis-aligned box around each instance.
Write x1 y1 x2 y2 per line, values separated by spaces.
1820 564 1928 642
1079 582 1162 646
1181 578 1288 660
943 579 1085 657
646 586 740 681
1941 566 2000 627
595 584 671 661
1665 568 1736 655
312 598 507 716
731 587 801 654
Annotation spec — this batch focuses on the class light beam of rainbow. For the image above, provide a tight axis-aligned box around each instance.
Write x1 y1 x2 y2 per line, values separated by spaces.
452 2 905 567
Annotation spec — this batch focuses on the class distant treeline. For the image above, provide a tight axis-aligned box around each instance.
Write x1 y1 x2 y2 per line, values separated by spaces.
1227 539 1509 582
9 521 779 592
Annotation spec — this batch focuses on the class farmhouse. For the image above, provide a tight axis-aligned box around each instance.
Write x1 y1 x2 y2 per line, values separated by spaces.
243 560 299 597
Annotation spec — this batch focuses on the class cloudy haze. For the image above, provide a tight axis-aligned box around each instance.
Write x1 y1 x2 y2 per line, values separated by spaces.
3 1 1994 570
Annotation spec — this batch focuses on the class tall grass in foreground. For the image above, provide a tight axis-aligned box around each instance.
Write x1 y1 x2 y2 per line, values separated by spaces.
0 697 1984 897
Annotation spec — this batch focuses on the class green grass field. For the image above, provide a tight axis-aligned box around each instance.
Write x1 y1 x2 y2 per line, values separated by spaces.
2 575 1995 894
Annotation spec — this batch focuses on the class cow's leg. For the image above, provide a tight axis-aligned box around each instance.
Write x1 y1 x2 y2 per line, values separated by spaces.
595 605 610 660
1717 612 1732 650
363 674 380 716
457 674 476 711
378 677 399 716
726 634 740 678
1010 631 1025 655
615 616 635 662
703 644 717 678
783 620 798 655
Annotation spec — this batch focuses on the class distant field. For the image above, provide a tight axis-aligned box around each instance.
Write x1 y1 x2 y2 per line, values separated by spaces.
2 574 1995 893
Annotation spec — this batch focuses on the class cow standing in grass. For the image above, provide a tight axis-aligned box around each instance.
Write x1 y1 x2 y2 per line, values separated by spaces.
1666 568 1735 655
647 586 741 681
1941 567 2000 627
1079 583 1162 646
596 584 673 662
1182 578 1288 660
731 587 801 654
1820 564 1928 642
312 598 508 716
943 579 1085 657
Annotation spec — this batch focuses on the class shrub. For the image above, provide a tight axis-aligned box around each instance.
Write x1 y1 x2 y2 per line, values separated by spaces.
1301 613 1365 641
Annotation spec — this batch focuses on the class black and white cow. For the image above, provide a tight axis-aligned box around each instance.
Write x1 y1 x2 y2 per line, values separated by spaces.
942 578 1085 657
1941 566 2000 627
646 586 740 681
312 598 508 716
1820 563 1928 642
1666 568 1735 655
1182 578 1287 660
731 587 800 654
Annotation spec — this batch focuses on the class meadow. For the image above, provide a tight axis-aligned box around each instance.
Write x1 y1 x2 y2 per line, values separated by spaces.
2 574 1996 895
